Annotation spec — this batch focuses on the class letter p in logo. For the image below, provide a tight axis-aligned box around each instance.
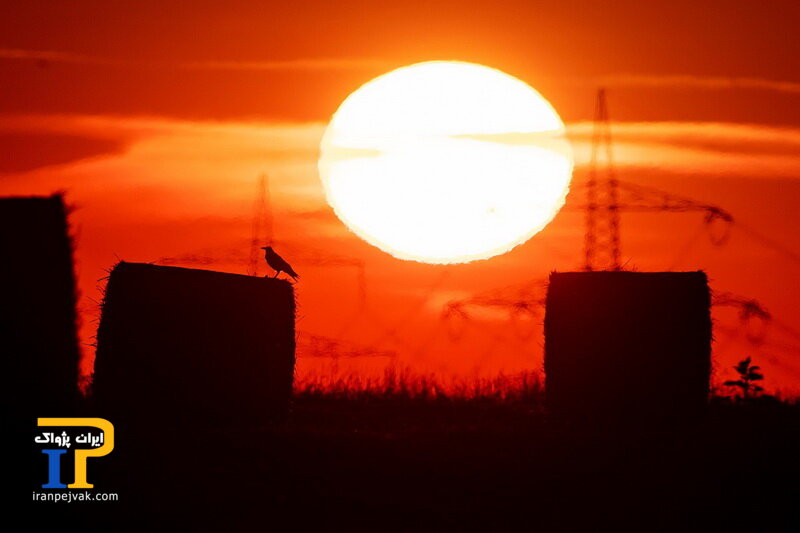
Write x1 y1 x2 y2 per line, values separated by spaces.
37 418 114 489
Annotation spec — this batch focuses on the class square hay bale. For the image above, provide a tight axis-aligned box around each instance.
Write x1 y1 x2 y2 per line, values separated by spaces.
0 194 80 418
92 262 296 427
544 271 711 426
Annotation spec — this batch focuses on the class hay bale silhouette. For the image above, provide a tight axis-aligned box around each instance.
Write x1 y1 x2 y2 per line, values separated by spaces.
0 194 80 418
92 262 295 427
544 271 711 426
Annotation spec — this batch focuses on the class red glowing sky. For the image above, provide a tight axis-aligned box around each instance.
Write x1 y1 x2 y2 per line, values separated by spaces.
2 1 799 393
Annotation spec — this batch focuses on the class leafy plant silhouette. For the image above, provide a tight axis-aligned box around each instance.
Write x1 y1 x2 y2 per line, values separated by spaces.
724 357 764 399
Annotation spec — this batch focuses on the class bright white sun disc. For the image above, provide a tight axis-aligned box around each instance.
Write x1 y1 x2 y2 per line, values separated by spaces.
319 61 573 264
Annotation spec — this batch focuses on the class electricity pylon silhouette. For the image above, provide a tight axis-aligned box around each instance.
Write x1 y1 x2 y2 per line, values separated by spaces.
584 88 622 271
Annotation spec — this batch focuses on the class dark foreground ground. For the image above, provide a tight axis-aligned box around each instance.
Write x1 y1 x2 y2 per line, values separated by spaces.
20 394 800 532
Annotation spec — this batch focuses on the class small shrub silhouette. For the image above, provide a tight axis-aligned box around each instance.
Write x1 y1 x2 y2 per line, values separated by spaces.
724 357 764 400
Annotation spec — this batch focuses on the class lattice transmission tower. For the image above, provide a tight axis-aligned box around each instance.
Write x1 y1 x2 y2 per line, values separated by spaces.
584 88 622 271
581 89 734 271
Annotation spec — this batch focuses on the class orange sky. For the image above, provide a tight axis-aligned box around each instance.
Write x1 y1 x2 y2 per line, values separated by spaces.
2 1 799 394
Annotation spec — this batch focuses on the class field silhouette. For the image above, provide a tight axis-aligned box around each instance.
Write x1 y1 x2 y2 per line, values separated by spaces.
37 373 798 531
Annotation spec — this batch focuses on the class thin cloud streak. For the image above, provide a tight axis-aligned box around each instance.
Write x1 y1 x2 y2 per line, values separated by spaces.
566 121 800 157
598 74 800 95
564 122 800 179
0 48 115 65
5 113 800 183
0 48 390 72
456 121 800 178
180 58 392 71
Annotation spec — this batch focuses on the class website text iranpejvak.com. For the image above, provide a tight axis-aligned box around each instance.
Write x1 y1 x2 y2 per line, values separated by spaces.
32 491 119 503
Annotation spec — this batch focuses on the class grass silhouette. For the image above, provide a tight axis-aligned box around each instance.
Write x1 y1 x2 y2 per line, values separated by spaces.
295 367 544 403
30 361 800 531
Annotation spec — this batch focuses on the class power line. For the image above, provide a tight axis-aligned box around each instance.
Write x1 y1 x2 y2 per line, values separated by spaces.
732 220 800 265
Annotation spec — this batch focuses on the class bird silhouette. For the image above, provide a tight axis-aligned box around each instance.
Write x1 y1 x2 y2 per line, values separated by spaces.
261 246 299 280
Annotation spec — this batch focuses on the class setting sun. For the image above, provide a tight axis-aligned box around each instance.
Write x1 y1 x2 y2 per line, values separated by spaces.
319 61 573 264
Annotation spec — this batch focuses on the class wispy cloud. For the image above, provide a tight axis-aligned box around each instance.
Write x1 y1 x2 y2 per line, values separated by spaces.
0 48 389 72
0 48 117 66
6 113 800 182
455 121 800 179
180 58 391 71
566 121 800 157
565 121 800 178
597 74 800 95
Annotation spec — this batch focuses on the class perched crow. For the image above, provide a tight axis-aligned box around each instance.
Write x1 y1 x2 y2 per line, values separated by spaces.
261 246 299 280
